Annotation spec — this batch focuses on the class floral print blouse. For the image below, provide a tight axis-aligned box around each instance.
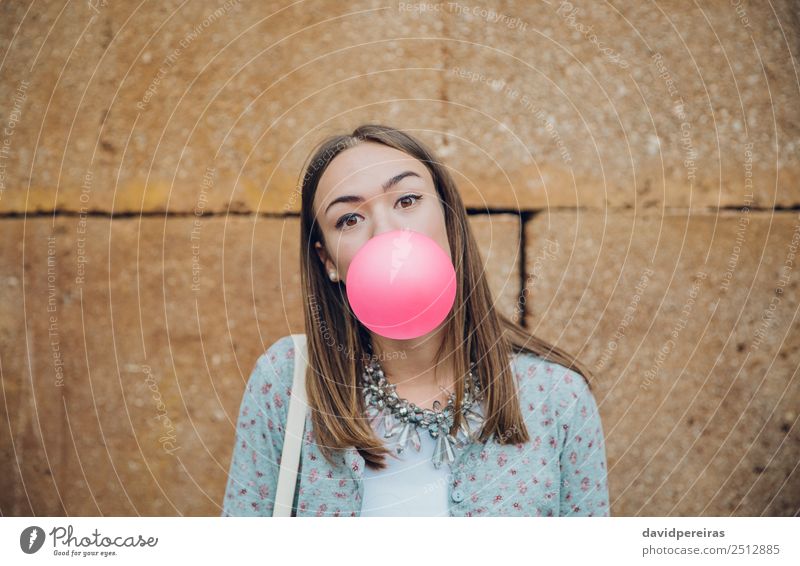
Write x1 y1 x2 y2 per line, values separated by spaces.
221 335 610 517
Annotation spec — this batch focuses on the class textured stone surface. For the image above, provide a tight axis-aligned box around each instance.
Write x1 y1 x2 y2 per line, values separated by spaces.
524 211 800 516
0 213 520 515
1 1 797 213
442 0 800 209
0 216 302 514
0 1 112 213
468 213 521 318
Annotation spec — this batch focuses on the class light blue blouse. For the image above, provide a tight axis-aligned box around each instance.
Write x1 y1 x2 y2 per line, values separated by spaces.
221 335 610 517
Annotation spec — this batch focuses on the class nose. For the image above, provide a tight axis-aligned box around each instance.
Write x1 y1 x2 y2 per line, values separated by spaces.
369 210 408 240
371 224 395 239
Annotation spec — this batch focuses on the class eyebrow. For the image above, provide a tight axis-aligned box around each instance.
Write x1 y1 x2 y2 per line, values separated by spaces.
324 170 422 216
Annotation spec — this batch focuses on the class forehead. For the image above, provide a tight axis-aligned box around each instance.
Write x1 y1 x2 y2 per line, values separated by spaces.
314 142 431 215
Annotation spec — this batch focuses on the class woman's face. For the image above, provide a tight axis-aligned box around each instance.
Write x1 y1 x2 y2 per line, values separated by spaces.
312 142 451 284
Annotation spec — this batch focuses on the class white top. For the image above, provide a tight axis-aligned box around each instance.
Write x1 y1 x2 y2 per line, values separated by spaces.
361 421 450 516
360 403 484 517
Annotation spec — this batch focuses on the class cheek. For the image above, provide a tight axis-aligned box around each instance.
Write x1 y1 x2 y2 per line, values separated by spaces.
332 244 359 281
441 237 453 264
427 209 451 261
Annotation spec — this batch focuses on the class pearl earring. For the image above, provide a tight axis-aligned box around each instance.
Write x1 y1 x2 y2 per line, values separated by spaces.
329 270 338 282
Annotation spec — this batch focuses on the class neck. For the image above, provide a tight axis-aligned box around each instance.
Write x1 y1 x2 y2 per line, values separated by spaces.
367 321 455 390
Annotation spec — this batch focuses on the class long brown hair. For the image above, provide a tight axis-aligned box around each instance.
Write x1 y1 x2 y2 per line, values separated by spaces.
299 124 593 470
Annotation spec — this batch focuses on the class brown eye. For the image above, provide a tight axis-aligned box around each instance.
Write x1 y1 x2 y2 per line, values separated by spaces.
397 194 422 208
336 213 361 230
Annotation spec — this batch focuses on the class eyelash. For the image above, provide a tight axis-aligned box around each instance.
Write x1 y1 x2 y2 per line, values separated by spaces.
335 194 423 230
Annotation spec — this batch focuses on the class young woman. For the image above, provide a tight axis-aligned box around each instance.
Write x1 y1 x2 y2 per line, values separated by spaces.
222 124 609 517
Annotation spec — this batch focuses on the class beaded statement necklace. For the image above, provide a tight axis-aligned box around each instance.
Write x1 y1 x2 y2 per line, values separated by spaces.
360 356 485 470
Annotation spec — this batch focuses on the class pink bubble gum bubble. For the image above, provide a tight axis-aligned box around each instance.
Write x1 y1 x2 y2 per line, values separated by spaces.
345 229 456 340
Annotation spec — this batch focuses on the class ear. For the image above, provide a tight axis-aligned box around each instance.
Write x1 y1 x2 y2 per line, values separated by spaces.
314 241 333 272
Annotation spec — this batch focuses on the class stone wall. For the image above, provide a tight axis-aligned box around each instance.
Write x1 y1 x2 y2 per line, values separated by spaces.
1 0 798 516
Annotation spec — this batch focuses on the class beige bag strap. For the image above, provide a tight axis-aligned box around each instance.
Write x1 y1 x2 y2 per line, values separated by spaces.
273 333 308 517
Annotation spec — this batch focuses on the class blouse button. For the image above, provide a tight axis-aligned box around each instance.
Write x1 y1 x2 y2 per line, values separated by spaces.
451 489 465 503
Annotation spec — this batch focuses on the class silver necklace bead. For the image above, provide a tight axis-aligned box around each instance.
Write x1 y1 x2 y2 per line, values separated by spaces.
361 357 485 469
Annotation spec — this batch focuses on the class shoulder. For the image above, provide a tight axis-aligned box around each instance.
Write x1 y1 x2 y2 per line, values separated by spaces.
510 350 595 421
243 335 299 418
253 334 297 378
